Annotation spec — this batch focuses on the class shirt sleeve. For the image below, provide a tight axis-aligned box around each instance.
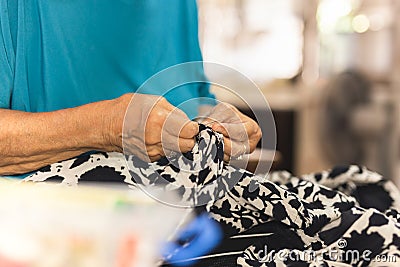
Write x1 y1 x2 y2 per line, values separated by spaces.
198 82 217 106
0 0 15 109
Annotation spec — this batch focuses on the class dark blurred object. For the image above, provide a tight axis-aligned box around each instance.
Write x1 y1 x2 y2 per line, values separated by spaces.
238 108 293 173
320 70 372 164
319 70 388 167
271 110 296 172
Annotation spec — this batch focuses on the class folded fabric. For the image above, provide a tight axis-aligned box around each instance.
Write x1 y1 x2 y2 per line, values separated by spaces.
25 125 400 266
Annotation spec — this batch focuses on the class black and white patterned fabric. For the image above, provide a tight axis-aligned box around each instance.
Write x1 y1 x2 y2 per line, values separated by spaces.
25 125 400 266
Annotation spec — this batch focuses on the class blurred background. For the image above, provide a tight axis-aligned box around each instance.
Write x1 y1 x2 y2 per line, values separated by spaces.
197 0 400 184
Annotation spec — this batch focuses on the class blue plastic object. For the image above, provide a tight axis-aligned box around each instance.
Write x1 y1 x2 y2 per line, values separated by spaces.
161 213 222 266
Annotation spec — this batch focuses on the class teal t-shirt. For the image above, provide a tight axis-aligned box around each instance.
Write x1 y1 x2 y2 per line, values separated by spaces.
0 0 215 119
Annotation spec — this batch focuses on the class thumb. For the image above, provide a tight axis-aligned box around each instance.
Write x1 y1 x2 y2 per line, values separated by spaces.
212 122 248 142
180 120 199 139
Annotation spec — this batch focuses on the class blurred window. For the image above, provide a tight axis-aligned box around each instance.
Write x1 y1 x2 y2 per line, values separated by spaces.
317 0 393 79
198 0 303 83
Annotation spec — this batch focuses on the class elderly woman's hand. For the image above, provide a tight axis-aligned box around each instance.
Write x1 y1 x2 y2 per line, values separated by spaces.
109 93 199 162
201 102 262 161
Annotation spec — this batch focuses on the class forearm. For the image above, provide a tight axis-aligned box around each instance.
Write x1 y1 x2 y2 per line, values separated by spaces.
0 95 129 175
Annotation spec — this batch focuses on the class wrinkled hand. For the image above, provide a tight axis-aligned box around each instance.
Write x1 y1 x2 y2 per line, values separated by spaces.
119 94 199 162
202 102 262 161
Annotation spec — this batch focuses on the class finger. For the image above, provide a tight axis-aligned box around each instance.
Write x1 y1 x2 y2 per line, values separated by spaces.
222 137 249 158
210 122 229 137
211 122 249 142
134 150 153 163
147 144 165 157
220 122 261 153
163 110 198 138
179 137 196 153
145 127 162 145
179 121 199 139
161 132 196 154
248 126 262 153
146 108 196 144
164 137 196 153
137 143 163 161
123 139 163 162
223 152 230 162
149 154 162 162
